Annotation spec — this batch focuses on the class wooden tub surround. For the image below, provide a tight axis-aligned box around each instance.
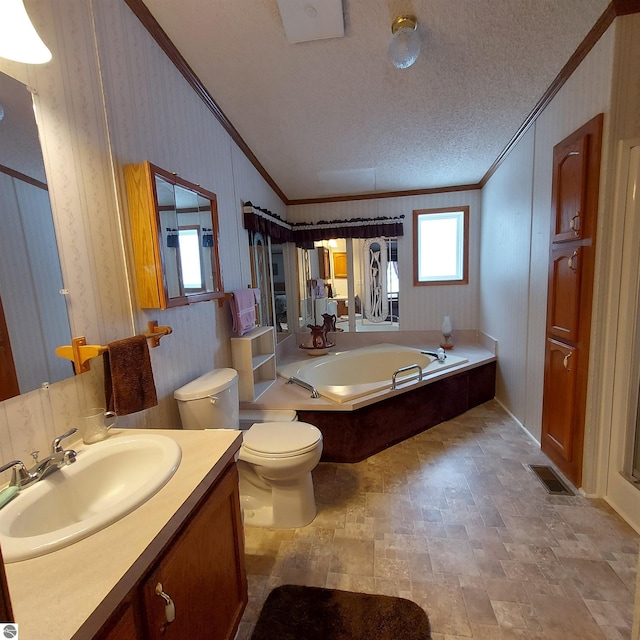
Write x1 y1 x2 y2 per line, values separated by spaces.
299 361 496 462
244 338 497 464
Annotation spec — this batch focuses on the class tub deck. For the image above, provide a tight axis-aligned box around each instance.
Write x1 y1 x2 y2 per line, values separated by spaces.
242 334 496 463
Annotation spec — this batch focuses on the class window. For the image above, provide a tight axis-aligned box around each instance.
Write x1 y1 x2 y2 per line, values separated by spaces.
413 206 469 285
178 227 204 291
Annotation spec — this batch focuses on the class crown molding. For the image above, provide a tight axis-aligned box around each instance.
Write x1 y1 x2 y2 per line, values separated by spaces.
480 0 640 187
287 183 481 206
123 0 288 204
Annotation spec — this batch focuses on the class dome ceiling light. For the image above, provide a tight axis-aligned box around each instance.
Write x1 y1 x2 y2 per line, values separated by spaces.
0 0 51 64
388 15 420 69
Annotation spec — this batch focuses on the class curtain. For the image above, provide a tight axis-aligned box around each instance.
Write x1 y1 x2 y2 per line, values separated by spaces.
243 202 404 246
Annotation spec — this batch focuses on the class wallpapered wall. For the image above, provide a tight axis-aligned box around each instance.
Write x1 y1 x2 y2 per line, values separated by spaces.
0 0 287 470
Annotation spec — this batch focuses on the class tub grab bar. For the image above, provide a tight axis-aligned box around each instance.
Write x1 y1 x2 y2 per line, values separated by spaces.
391 364 423 390
287 376 320 399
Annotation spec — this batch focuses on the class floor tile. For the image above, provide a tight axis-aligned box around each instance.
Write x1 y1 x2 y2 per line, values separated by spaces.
237 400 639 639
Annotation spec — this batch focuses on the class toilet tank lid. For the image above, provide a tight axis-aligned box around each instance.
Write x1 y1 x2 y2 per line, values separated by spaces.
174 368 237 401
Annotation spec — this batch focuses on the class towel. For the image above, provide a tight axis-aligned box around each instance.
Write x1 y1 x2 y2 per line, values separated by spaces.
104 335 158 416
231 288 259 336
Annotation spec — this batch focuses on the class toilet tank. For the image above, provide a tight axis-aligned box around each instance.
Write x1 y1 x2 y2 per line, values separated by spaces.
174 369 240 430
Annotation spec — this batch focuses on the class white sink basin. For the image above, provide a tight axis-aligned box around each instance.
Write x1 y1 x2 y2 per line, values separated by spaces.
0 434 181 562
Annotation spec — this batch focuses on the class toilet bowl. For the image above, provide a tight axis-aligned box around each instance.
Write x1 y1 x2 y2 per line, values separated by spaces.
174 369 322 528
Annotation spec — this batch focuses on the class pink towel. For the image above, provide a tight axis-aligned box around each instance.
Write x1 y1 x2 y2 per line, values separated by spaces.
231 289 258 336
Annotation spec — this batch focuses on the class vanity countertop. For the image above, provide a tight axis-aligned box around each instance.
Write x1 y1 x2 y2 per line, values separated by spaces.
3 428 243 640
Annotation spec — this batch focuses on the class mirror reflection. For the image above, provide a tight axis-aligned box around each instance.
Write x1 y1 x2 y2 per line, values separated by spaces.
0 72 73 400
125 161 223 310
296 237 399 332
155 174 221 301
248 232 290 335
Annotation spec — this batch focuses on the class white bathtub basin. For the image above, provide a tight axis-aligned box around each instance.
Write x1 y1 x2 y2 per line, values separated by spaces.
0 434 181 562
279 343 469 403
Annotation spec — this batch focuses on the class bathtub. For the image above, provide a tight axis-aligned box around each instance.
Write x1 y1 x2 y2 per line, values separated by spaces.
279 343 468 403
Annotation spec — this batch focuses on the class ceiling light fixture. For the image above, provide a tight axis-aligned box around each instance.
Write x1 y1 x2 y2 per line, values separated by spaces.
0 0 52 64
388 15 420 69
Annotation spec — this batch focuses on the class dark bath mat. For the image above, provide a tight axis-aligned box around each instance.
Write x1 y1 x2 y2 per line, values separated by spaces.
250 584 431 640
529 464 575 495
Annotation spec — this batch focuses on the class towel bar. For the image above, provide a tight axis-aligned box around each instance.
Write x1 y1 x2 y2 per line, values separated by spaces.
55 321 172 374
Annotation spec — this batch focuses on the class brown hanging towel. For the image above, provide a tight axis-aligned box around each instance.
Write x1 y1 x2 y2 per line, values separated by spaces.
104 335 158 416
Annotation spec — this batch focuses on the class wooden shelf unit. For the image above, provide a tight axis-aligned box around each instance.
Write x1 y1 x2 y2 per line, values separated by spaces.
231 326 276 401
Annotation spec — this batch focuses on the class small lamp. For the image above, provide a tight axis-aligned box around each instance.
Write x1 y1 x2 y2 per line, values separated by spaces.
388 15 420 70
0 0 52 64
440 315 454 350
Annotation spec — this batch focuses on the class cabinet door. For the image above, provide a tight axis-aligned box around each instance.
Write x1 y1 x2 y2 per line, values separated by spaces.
551 135 588 243
94 601 141 640
141 464 247 640
547 245 582 342
541 339 578 463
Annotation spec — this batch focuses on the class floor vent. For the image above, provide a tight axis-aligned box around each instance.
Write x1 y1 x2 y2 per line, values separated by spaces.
528 465 574 495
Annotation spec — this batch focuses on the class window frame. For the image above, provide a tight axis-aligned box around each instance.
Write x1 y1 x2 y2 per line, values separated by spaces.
413 206 469 286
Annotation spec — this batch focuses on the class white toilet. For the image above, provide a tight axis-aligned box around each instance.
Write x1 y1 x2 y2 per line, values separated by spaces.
174 369 323 528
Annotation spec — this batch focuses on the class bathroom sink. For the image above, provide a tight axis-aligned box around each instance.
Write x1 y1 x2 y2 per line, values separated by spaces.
0 434 182 562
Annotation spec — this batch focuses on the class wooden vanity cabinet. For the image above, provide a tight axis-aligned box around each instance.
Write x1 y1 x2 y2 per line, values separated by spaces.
95 462 247 640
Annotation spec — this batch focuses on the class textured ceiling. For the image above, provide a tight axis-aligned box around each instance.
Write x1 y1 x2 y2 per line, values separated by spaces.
141 0 610 201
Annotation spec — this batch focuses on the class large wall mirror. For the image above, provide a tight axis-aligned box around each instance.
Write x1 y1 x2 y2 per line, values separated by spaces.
124 161 224 309
296 237 400 332
0 72 73 400
248 232 291 337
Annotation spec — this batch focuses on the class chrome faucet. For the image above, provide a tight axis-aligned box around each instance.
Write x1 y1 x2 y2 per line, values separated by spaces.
0 428 78 490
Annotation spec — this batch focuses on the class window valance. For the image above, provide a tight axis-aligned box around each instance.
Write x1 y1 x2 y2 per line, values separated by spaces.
243 203 404 246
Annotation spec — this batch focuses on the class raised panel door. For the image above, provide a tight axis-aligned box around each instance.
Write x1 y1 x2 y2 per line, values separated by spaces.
541 114 603 487
542 339 578 462
548 245 583 342
551 135 588 243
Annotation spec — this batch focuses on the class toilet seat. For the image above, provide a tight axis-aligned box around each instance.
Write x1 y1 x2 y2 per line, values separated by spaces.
242 422 322 458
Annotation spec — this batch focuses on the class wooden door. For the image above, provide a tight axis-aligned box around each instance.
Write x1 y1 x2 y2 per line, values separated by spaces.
551 135 588 243
0 296 20 402
542 339 578 460
548 245 583 343
541 114 603 486
141 464 247 640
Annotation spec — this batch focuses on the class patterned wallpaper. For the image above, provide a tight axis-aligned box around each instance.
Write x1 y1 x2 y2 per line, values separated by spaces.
480 21 617 472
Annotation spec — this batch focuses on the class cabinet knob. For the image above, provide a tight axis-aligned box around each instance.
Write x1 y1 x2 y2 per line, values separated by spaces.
568 250 578 271
563 352 572 371
155 582 176 629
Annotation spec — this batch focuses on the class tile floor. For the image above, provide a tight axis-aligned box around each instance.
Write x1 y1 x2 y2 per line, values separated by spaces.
236 400 639 639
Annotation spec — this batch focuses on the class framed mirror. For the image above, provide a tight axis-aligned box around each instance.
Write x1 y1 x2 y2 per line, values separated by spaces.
0 72 73 400
247 231 292 336
124 161 224 309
